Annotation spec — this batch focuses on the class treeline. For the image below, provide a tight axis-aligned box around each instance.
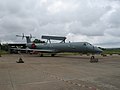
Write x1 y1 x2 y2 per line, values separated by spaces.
0 43 9 51
0 39 45 51
102 48 120 54
33 39 45 43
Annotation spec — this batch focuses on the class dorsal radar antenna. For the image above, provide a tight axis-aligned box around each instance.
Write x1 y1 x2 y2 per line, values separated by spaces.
41 35 66 43
16 33 35 43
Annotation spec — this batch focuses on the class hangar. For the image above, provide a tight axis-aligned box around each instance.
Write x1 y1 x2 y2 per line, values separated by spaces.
8 43 26 54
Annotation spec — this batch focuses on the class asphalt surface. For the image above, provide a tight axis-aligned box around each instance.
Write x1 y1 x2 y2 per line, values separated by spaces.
0 54 120 90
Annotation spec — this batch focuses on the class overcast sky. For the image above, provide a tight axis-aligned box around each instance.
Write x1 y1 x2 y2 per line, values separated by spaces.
0 0 120 48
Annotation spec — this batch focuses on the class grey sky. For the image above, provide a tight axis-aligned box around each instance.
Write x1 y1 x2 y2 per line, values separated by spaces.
0 0 120 48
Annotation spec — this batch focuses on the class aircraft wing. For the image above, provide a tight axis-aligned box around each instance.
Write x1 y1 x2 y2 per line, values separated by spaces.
29 49 56 53
15 48 56 53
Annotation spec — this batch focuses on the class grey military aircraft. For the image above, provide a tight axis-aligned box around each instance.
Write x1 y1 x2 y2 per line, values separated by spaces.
16 34 103 62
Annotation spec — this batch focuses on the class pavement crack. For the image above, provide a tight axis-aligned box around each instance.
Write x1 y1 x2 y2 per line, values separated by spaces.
26 63 100 90
8 69 15 90
18 81 60 85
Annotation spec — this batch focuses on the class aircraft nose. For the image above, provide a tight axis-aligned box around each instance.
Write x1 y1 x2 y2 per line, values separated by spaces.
94 46 103 54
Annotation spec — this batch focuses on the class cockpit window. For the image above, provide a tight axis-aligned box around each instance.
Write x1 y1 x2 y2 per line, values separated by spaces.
83 42 92 46
86 43 92 46
89 43 92 46
83 43 93 46
83 43 86 46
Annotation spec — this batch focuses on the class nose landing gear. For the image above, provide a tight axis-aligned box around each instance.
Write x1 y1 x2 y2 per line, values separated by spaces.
90 56 98 63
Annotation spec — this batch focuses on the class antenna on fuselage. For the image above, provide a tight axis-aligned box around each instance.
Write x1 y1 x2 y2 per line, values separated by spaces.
16 33 35 43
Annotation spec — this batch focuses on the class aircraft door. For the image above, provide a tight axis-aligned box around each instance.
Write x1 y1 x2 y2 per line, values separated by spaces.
83 43 87 53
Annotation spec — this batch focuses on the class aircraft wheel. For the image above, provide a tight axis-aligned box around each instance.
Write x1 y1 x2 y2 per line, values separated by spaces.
51 54 55 57
40 54 43 57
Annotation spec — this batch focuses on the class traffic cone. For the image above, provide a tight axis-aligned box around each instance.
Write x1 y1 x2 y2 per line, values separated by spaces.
16 57 24 63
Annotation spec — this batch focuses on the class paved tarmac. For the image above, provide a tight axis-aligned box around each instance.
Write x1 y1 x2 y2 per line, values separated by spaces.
0 54 120 90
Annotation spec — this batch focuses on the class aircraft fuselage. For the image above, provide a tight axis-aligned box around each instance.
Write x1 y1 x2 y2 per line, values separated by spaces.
27 42 103 54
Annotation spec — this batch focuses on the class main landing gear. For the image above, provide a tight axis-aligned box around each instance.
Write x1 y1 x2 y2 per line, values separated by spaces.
39 53 43 57
51 54 55 57
39 53 56 57
90 56 98 63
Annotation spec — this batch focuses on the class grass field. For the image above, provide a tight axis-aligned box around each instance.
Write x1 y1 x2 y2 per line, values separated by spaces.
0 50 8 55
102 48 120 55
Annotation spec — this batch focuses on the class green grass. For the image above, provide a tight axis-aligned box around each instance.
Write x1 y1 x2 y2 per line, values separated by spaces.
103 49 120 54
0 50 9 55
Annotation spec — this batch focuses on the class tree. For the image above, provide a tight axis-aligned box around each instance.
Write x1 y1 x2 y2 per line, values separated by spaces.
0 43 1 50
33 39 45 43
1 44 9 51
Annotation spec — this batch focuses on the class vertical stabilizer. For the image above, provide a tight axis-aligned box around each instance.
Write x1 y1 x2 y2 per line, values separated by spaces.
26 36 31 43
